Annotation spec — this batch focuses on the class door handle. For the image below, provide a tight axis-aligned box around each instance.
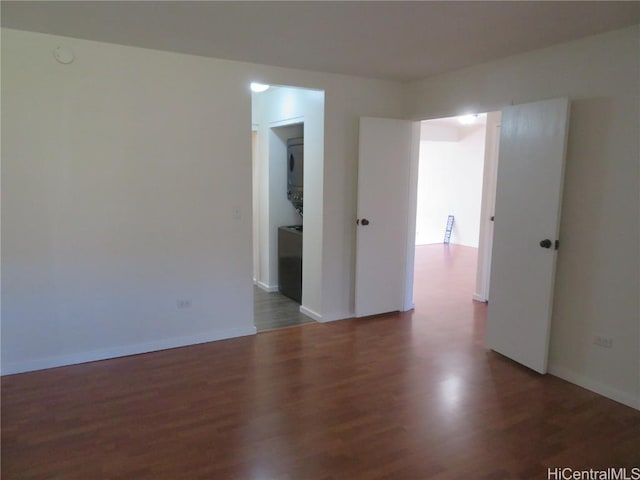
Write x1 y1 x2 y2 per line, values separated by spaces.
539 239 552 248
360 218 370 226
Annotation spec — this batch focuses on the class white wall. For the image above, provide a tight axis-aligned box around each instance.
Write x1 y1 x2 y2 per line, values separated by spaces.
406 25 640 409
415 121 486 247
1 28 405 373
1 29 256 373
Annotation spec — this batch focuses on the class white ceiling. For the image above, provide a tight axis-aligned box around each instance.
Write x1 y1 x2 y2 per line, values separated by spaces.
2 1 639 81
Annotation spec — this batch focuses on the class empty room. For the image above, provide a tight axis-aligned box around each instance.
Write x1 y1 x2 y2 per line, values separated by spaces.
2 2 639 479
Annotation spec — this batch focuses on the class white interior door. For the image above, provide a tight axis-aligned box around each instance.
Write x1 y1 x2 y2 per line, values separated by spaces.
475 112 501 302
486 97 570 374
355 117 419 318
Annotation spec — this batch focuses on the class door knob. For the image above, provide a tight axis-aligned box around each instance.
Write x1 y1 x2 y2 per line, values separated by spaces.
539 239 552 248
361 218 370 226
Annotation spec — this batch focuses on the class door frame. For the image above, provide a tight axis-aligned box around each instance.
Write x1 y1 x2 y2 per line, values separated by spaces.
250 84 326 320
474 112 501 302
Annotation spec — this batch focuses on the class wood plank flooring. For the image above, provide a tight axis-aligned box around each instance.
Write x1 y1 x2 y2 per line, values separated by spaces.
2 244 640 479
254 286 315 332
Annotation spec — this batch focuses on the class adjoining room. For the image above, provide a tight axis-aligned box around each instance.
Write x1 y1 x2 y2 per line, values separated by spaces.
413 112 500 314
251 84 325 331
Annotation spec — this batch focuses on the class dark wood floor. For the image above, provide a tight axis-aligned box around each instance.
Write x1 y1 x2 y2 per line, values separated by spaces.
254 286 315 332
3 244 639 479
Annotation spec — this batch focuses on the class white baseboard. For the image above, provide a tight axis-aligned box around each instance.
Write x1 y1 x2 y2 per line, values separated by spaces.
548 364 639 411
472 293 488 303
299 305 322 321
1 326 257 376
255 281 278 293
319 312 353 323
299 305 352 323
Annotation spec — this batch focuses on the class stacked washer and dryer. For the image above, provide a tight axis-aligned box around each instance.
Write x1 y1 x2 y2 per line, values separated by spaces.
278 137 304 303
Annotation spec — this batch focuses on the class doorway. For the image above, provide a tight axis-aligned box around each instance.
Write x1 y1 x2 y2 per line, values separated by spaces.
250 84 325 331
412 112 501 311
356 99 569 375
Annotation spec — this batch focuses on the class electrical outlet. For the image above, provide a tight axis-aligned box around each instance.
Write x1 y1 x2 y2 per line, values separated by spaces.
593 336 613 349
177 299 192 309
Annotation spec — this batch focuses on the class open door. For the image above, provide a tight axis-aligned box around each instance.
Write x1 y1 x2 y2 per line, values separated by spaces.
355 117 420 318
486 97 570 374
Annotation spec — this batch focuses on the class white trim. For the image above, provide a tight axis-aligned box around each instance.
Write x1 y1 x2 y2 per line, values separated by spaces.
318 311 353 323
299 305 352 323
255 281 278 293
475 114 501 304
548 364 639 411
299 305 322 321
472 293 488 303
402 121 421 312
1 326 257 376
269 116 304 128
